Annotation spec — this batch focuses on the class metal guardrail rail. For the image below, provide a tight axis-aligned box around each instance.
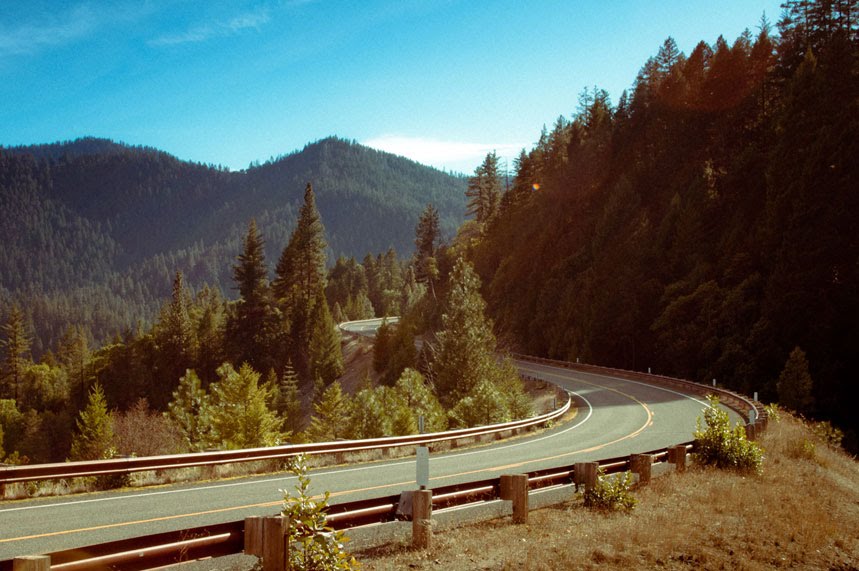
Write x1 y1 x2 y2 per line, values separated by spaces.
0 443 695 571
0 353 770 571
512 353 768 428
0 393 570 486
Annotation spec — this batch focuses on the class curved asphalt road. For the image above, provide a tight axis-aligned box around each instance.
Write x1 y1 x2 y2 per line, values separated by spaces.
0 320 739 560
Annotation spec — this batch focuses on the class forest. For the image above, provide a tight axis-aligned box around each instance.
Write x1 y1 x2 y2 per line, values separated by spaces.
0 136 466 354
0 181 527 467
455 0 857 452
1 0 856 464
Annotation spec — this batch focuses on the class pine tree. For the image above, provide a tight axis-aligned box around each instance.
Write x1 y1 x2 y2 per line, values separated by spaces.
167 369 214 451
1 305 31 401
777 347 815 413
154 271 196 409
308 290 344 385
209 363 282 449
227 220 276 373
466 152 502 224
373 319 392 373
431 257 503 405
274 183 330 377
70 382 114 461
414 204 440 294
306 381 349 442
393 368 447 433
276 360 303 436
59 325 92 410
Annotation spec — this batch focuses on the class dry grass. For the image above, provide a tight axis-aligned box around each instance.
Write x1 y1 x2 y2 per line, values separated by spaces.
358 413 859 570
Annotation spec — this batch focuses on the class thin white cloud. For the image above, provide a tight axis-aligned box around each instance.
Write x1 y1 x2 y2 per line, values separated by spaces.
0 5 97 57
363 135 525 173
149 8 270 47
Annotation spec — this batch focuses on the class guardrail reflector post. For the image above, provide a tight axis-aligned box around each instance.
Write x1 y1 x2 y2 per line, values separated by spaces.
668 445 687 473
262 515 288 571
574 462 598 492
13 556 50 571
500 474 529 524
630 454 653 484
412 489 433 549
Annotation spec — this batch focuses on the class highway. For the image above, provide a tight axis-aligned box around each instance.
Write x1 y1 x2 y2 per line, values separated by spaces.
0 320 739 560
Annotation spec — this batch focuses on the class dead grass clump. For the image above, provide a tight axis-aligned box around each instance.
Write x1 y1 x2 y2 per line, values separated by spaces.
358 411 859 570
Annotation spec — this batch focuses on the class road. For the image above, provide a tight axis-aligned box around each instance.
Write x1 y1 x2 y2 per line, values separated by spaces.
0 320 738 560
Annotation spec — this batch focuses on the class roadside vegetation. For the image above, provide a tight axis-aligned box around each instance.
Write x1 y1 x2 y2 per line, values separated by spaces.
359 408 859 570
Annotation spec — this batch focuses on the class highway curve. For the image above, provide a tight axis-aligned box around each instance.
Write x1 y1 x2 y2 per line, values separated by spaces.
0 323 741 560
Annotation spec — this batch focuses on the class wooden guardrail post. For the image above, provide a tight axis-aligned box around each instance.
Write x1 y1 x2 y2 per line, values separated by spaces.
244 515 289 571
630 454 653 484
668 445 687 473
500 474 529 524
745 422 758 441
12 556 50 571
267 515 289 571
244 516 264 557
574 462 598 492
412 489 433 549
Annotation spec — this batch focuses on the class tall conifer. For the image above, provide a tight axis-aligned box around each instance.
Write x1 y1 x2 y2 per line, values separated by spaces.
1 305 30 401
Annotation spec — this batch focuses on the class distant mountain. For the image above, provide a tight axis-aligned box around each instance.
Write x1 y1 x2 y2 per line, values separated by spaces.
0 136 466 351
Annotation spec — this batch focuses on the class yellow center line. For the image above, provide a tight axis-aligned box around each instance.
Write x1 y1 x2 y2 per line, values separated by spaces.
3 369 652 545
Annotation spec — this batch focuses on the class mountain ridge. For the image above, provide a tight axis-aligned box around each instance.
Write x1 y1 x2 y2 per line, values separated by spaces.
0 136 467 352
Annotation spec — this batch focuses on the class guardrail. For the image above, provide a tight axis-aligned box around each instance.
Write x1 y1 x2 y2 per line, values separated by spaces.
512 353 768 431
0 353 770 571
0 442 695 571
0 392 570 486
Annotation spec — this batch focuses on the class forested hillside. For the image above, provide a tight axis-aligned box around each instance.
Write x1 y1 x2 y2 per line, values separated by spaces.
0 137 466 352
462 2 857 449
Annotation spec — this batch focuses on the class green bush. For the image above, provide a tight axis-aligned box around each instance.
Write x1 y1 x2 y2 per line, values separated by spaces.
693 395 763 474
582 469 637 512
280 454 360 570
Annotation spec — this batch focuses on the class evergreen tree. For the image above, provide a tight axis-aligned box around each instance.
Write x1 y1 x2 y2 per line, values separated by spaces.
1 305 31 401
393 368 447 433
193 285 227 386
274 183 330 377
306 381 349 442
209 363 282 449
59 325 92 410
414 203 441 302
346 384 386 439
227 220 276 373
275 360 303 436
777 347 815 413
373 319 392 373
308 290 344 385
70 382 114 461
154 271 196 408
431 257 506 405
166 369 214 451
466 152 502 224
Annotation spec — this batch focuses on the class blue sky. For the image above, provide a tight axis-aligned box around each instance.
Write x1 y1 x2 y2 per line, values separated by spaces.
1 0 784 174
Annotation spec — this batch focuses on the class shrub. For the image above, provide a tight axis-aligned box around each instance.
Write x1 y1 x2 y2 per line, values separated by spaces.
693 395 763 474
280 454 360 570
582 469 637 512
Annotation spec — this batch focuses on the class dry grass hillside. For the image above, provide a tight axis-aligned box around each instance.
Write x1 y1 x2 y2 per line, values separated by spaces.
358 412 859 570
